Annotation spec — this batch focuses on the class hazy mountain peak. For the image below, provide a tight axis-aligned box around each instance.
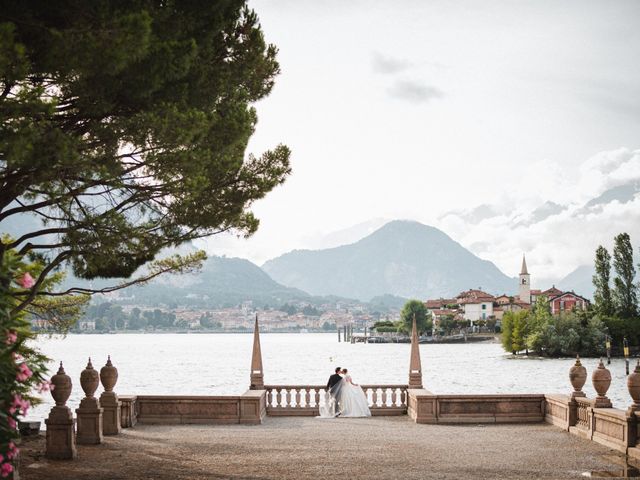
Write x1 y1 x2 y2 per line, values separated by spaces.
263 220 514 301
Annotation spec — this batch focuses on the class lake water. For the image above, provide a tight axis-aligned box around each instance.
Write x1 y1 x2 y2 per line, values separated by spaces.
28 333 635 421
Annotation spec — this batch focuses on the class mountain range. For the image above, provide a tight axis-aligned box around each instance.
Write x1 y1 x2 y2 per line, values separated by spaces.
263 220 516 301
6 215 597 307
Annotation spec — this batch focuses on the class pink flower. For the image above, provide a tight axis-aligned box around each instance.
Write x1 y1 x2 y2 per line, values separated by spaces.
1 462 13 478
16 363 32 382
6 444 18 460
17 272 35 289
36 381 52 393
11 395 30 415
5 331 17 345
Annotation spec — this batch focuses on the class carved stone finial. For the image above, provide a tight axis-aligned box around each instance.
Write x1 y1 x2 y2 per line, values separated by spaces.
592 358 612 408
569 355 587 398
100 356 118 392
80 357 100 398
51 362 72 406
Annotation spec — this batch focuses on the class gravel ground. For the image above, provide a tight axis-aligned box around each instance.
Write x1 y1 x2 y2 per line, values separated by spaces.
18 417 629 480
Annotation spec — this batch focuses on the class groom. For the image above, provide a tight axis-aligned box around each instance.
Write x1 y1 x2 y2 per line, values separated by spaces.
326 367 343 415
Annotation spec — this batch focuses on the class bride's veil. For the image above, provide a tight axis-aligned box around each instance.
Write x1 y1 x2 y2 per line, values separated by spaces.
320 377 345 417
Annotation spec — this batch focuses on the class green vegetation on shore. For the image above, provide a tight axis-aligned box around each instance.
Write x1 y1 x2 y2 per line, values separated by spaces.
502 232 640 357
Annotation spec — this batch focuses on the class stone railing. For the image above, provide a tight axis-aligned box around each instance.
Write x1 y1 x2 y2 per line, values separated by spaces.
264 384 408 416
570 396 593 439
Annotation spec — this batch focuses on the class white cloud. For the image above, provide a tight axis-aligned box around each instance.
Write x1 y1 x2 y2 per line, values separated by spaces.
437 148 640 283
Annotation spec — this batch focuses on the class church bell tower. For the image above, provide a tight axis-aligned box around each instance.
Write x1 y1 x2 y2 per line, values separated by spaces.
519 254 531 303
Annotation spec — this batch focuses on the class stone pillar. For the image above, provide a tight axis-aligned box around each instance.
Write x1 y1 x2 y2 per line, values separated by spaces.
76 358 103 445
45 362 77 459
592 358 612 408
99 356 121 435
408 315 423 389
569 355 587 398
250 314 264 390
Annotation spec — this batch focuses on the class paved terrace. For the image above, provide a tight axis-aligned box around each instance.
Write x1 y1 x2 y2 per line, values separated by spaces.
21 417 626 480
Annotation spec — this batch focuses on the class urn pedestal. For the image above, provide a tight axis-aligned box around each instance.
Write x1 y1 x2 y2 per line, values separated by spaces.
592 358 613 408
76 358 103 444
45 362 77 460
100 356 121 435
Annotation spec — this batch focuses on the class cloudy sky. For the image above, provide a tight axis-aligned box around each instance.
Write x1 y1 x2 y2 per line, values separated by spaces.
200 0 640 283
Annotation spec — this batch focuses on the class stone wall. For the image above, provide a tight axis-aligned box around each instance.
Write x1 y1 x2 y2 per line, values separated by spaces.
408 390 545 424
131 391 266 425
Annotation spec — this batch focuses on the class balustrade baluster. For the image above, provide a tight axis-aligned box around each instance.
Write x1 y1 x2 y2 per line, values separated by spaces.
371 388 378 407
286 388 292 408
295 388 301 408
400 388 406 407
266 389 273 408
305 388 311 408
315 388 321 407
391 388 398 407
276 388 282 408
381 388 388 408
362 387 370 406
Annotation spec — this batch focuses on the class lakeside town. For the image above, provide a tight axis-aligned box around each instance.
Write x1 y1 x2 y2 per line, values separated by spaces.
56 255 590 336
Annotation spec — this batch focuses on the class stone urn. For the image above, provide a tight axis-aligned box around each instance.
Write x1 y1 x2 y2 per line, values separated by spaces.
100 356 118 392
569 355 587 397
51 362 72 406
80 358 99 398
592 358 612 398
628 359 640 408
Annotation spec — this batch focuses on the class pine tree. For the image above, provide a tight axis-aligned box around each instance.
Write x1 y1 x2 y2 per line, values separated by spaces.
593 246 614 316
612 233 638 318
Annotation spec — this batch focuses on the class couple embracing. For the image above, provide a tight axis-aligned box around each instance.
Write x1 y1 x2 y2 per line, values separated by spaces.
319 367 371 418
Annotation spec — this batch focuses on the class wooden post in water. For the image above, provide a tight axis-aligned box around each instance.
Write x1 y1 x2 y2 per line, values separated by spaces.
624 337 630 375
408 314 423 389
250 314 264 390
338 325 341 342
344 325 347 343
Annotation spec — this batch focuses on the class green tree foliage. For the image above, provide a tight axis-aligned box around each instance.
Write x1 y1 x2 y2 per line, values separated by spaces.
612 233 638 318
279 304 297 315
593 246 614 316
0 1 291 318
501 310 529 354
321 321 334 331
400 299 432 335
501 305 608 357
501 312 514 353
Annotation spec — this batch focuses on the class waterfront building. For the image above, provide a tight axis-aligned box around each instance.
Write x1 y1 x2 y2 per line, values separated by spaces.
456 289 495 322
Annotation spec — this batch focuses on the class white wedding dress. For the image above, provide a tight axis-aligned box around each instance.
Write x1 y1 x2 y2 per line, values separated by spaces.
336 375 371 418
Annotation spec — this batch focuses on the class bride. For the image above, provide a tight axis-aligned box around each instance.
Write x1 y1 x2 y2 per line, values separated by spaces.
319 368 371 418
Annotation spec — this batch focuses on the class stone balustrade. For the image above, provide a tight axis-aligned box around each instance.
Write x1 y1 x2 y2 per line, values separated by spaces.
264 384 408 416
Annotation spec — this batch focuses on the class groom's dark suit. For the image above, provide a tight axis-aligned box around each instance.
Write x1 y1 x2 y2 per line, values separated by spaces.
327 373 342 391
